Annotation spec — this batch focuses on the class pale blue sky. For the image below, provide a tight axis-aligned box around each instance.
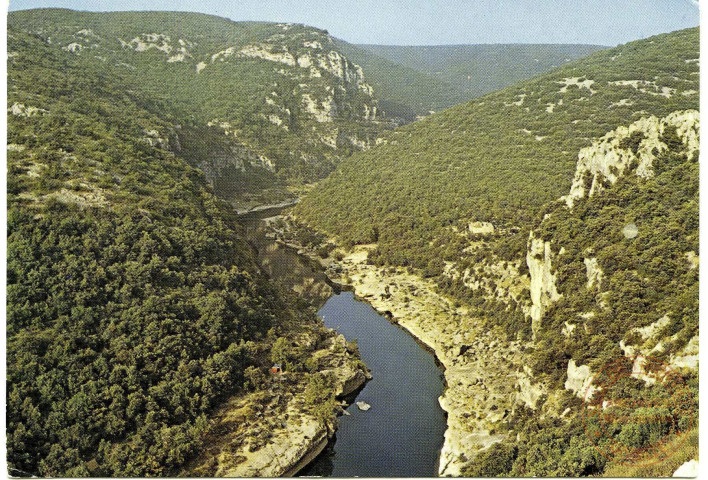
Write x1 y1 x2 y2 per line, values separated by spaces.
8 0 700 46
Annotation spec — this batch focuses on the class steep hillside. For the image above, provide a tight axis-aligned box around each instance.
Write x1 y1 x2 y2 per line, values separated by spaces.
9 9 388 209
297 28 699 276
296 27 699 476
333 40 462 120
463 109 699 477
290 110 699 478
360 43 606 108
7 27 366 477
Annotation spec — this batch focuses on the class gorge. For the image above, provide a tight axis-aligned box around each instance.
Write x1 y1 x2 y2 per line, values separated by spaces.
6 7 699 478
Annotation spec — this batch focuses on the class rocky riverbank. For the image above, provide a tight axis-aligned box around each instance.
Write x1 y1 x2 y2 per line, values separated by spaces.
236 212 541 476
272 235 535 476
324 246 535 476
185 332 369 477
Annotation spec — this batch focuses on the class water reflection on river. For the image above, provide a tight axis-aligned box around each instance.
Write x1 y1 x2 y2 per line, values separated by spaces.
300 292 446 477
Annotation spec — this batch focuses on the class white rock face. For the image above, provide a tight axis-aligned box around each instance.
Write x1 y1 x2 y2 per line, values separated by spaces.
63 42 83 53
167 53 186 63
564 359 595 398
516 366 545 408
685 251 699 269
297 53 313 68
303 40 323 49
671 335 699 370
673 459 698 477
562 321 576 337
195 62 206 73
558 77 596 94
635 314 672 340
347 135 369 150
142 129 170 149
75 28 96 37
238 44 296 66
126 33 173 54
301 93 335 123
10 102 47 117
609 79 676 98
505 93 526 106
317 50 348 80
211 47 236 62
584 257 603 290
7 143 26 152
319 131 338 149
527 232 562 336
564 110 699 207
468 221 495 235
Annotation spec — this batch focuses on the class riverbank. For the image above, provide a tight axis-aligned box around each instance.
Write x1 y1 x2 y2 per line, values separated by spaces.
184 331 369 477
208 209 532 477
287 238 538 476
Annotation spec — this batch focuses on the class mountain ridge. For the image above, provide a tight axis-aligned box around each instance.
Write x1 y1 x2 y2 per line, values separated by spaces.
9 8 387 209
357 42 608 111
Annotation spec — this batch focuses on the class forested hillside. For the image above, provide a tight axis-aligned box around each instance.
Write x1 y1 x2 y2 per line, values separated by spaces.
297 27 699 476
7 27 361 477
8 9 608 207
297 28 699 274
358 43 606 113
464 110 699 476
333 40 463 120
8 9 388 209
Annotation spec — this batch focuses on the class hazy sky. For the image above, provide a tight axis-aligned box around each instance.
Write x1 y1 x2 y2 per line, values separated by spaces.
7 0 700 46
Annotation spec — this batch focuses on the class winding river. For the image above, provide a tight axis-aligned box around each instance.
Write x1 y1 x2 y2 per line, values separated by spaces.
242 209 446 476
300 292 447 477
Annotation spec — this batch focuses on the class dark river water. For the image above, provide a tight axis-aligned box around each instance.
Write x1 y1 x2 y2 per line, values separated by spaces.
299 292 446 477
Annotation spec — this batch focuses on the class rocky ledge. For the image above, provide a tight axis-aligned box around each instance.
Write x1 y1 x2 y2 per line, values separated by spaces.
185 333 368 477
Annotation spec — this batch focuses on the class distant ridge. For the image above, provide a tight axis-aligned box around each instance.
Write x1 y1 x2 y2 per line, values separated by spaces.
358 43 607 110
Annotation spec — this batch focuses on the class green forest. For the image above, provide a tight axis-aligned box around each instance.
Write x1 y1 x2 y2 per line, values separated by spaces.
8 9 388 208
357 43 606 114
6 27 341 476
297 27 699 276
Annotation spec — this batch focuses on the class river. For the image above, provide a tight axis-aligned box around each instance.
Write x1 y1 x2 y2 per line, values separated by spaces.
299 292 446 477
241 210 447 476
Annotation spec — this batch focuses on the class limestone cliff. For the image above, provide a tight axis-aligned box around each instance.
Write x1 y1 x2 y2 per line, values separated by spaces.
527 109 699 338
10 10 388 206
517 110 699 473
526 232 562 337
564 110 699 207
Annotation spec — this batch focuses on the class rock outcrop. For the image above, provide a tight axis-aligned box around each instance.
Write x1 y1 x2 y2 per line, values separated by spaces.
564 110 699 207
185 332 368 477
564 359 594 398
526 232 561 337
528 110 699 335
